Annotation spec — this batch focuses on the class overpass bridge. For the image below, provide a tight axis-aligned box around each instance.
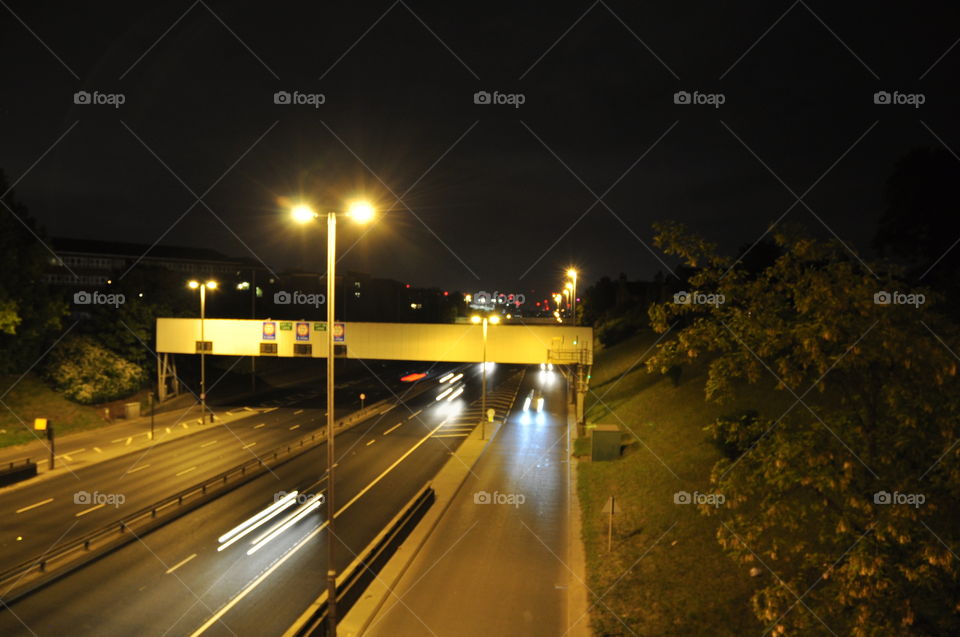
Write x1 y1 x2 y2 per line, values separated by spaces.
155 318 593 422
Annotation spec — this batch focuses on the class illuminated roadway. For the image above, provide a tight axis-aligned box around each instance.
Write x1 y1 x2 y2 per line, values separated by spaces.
0 363 519 636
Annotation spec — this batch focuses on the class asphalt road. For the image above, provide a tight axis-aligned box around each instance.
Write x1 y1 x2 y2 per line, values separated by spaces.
0 363 520 637
366 367 571 637
0 362 460 572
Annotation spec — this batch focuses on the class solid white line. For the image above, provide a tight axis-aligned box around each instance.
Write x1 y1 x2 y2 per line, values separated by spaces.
165 553 197 574
176 466 197 476
127 464 150 473
76 502 105 517
384 422 402 435
16 498 53 514
188 419 447 637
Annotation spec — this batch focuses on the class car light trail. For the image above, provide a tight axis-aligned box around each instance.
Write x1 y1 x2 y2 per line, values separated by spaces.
523 396 531 411
436 386 455 401
449 373 463 383
447 385 465 401
438 372 454 383
247 495 323 555
217 491 300 551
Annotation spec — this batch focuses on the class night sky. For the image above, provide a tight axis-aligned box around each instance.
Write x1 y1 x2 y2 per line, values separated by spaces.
3 1 959 296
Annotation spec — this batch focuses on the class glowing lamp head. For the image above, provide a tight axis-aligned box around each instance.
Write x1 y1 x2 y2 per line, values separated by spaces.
346 200 375 224
567 268 577 278
291 204 317 224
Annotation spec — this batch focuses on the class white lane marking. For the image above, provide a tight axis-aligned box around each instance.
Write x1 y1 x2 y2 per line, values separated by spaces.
16 498 54 514
263 407 278 413
293 409 304 415
189 419 446 637
289 424 300 431
76 502 106 517
125 437 133 446
200 440 218 448
384 422 402 435
242 442 257 450
127 464 150 474
432 433 470 438
254 423 266 429
365 439 376 446
407 409 422 420
165 553 198 574
176 466 197 477
93 446 102 453
62 448 85 456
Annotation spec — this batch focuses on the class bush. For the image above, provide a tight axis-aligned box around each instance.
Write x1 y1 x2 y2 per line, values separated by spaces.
43 335 146 404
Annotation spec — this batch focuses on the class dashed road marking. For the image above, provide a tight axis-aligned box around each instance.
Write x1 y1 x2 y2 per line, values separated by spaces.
176 466 197 477
384 422 402 435
242 442 257 450
408 409 422 420
254 423 266 429
365 439 376 446
289 424 300 431
200 440 218 448
128 464 150 473
165 553 198 574
76 502 105 517
16 498 54 514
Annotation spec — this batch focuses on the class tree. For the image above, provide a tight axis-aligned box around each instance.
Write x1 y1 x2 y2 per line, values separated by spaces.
0 170 68 372
646 221 960 636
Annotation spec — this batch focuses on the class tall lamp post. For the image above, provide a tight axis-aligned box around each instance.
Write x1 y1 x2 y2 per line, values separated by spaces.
291 199 374 637
566 268 578 325
471 313 500 439
188 279 217 424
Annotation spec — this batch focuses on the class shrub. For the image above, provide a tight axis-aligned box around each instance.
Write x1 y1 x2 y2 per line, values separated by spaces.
43 335 146 404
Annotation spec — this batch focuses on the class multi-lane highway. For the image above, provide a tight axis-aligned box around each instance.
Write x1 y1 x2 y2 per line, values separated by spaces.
0 362 522 636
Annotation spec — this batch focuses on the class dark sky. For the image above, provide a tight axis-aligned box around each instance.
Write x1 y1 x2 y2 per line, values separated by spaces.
3 1 959 296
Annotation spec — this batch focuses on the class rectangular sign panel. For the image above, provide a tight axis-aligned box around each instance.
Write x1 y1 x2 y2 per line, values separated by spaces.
262 321 276 340
295 322 310 342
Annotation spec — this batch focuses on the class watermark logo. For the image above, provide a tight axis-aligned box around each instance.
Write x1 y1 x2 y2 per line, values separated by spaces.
274 90 326 108
73 90 126 108
873 90 925 108
673 290 725 306
674 490 725 508
274 490 325 505
873 290 925 308
473 490 525 507
274 290 326 308
473 290 525 308
73 290 125 307
673 90 725 108
874 490 925 508
473 90 526 108
74 490 126 508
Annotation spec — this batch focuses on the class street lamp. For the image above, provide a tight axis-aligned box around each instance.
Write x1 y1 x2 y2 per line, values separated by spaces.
188 279 217 424
291 199 374 637
566 268 578 325
471 313 500 439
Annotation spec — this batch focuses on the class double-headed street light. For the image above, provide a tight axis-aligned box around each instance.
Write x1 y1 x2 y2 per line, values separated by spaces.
471 313 500 439
566 268 578 325
290 199 374 637
188 279 217 424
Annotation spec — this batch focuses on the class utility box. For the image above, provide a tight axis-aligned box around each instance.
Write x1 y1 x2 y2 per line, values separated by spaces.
124 402 141 419
591 424 621 461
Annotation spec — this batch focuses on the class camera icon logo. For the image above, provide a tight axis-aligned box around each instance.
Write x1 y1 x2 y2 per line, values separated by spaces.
473 291 491 305
873 291 891 305
474 91 491 105
274 290 292 304
873 91 891 105
73 91 91 105
74 291 92 304
473 490 491 504
673 490 692 504
673 291 691 305
874 490 892 504
673 90 691 105
74 490 92 504
274 91 292 105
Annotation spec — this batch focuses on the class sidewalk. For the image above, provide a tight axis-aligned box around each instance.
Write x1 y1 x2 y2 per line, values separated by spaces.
360 378 590 637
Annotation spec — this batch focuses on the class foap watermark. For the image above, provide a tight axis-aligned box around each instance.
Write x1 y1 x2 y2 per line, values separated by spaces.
74 490 126 508
274 490 325 505
874 490 925 508
673 290 725 307
473 290 525 308
274 290 326 308
74 290 125 307
674 490 725 508
73 90 126 108
474 490 525 507
274 90 326 108
674 90 725 108
473 90 525 108
874 290 925 308
873 90 925 108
